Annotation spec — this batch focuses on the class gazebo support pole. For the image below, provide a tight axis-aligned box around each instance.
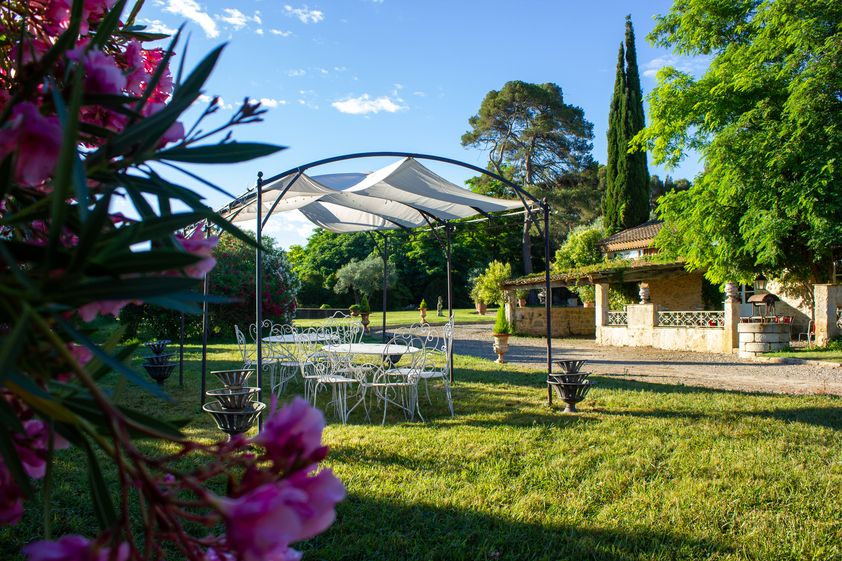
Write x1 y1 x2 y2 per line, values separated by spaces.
381 233 388 343
255 172 264 427
179 312 184 387
543 200 553 406
446 222 454 383
200 224 210 406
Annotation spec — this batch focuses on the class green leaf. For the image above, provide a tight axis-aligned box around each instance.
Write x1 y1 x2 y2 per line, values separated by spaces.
120 173 206 208
81 438 117 530
105 212 208 249
103 94 194 157
92 249 201 275
59 276 200 302
0 306 30 385
171 44 225 105
57 319 168 399
0 424 32 495
155 142 286 164
69 190 114 273
89 0 128 48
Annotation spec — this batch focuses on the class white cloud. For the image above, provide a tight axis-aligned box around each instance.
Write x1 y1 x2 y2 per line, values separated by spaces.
255 28 264 35
283 5 325 24
333 66 347 72
288 69 307 77
218 8 262 31
196 94 234 110
331 94 407 115
138 18 177 35
317 67 329 75
643 55 711 79
270 28 293 37
259 98 287 108
412 91 427 97
165 0 218 38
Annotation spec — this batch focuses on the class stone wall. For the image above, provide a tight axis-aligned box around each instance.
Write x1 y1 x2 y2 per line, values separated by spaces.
814 284 842 346
737 323 791 358
647 272 705 310
765 280 811 334
511 306 595 337
596 303 733 354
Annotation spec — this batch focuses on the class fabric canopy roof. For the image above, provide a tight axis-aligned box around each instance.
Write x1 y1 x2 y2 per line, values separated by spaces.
220 157 529 232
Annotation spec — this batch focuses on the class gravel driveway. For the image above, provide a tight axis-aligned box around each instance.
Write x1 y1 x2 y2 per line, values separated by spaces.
449 324 842 396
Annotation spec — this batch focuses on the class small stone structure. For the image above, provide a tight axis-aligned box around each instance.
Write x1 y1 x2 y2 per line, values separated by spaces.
737 323 791 358
510 306 595 337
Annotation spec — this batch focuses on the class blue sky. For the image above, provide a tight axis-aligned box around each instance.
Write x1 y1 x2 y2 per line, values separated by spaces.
140 0 708 247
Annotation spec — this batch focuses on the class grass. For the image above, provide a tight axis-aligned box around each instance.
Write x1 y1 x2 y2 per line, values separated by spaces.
2 340 841 560
293 307 497 328
766 339 842 362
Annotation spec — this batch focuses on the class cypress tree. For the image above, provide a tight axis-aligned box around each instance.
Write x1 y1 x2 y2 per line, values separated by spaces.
604 42 627 233
603 15 650 234
623 15 650 227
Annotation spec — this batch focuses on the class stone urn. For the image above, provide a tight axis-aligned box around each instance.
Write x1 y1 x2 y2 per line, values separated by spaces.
517 298 527 308
360 312 371 333
492 333 510 363
476 301 487 315
420 307 428 322
639 283 651 304
583 301 595 308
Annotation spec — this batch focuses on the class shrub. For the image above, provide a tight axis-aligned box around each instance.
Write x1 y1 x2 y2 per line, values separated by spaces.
419 298 428 309
359 295 371 314
553 223 605 271
493 306 512 334
348 304 361 315
471 261 512 306
319 304 331 309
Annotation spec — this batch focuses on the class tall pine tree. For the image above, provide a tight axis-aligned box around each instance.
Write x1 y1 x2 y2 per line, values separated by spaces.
603 15 650 234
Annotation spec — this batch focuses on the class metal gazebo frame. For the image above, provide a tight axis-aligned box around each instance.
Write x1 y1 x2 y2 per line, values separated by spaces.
199 152 557 410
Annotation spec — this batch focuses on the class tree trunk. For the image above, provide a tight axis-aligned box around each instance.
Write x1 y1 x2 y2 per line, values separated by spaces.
522 213 533 276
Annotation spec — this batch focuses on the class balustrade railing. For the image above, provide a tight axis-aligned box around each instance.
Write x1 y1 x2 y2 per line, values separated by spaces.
607 311 627 326
657 311 725 328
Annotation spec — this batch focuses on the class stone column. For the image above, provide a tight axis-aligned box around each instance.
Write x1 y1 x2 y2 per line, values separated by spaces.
723 281 741 353
813 284 842 346
594 283 609 328
626 304 656 347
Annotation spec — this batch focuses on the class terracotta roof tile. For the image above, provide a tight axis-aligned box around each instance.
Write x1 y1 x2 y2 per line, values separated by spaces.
599 220 662 251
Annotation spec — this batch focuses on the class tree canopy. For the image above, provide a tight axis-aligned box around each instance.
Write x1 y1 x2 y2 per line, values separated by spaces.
636 0 842 284
604 15 650 234
462 81 594 275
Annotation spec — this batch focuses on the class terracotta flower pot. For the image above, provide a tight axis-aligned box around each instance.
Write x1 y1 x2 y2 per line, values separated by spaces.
492 333 510 364
517 298 527 308
420 307 428 323
476 302 487 315
360 313 370 333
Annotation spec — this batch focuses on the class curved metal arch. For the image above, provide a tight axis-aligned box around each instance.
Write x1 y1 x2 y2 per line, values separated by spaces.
219 151 546 216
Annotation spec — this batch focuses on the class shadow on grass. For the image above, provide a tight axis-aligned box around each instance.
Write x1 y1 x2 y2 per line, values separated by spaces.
748 407 842 430
307 494 730 561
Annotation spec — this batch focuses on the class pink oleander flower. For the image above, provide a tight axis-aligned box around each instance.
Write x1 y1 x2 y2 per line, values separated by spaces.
42 0 71 36
175 229 218 278
0 459 24 526
0 102 62 186
77 299 130 322
68 47 127 94
142 102 185 146
23 534 128 561
219 471 345 561
122 40 147 96
15 420 70 479
253 396 328 472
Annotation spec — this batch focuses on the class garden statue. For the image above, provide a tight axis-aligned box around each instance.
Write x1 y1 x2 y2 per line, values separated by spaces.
437 296 444 316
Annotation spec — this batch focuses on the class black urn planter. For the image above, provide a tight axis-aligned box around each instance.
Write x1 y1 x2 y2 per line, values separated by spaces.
203 369 262 439
548 359 595 413
142 340 176 386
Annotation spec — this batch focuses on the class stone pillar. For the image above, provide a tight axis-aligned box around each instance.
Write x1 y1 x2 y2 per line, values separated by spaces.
626 304 656 346
723 282 741 353
594 283 610 328
814 284 842 346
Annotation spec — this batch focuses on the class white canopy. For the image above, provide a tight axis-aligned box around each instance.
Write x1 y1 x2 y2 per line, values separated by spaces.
220 157 529 232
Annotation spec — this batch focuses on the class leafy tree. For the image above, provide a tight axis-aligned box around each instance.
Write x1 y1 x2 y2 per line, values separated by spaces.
553 222 605 270
462 81 594 275
636 0 842 284
470 261 512 306
333 253 397 303
649 175 691 214
604 15 650 233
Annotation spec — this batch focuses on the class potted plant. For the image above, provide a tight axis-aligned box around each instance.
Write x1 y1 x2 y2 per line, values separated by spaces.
348 304 361 317
492 306 512 363
470 284 487 315
359 295 371 332
515 288 528 308
573 283 595 308
419 298 428 322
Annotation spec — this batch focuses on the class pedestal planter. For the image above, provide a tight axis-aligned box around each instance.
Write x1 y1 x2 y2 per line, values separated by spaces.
360 313 371 333
142 340 176 386
492 334 510 363
476 302 487 315
203 401 265 438
203 368 262 439
548 359 594 412
420 308 428 323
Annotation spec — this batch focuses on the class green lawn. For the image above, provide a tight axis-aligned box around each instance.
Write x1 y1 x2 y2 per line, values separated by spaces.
766 339 842 363
2 341 840 560
293 307 498 328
